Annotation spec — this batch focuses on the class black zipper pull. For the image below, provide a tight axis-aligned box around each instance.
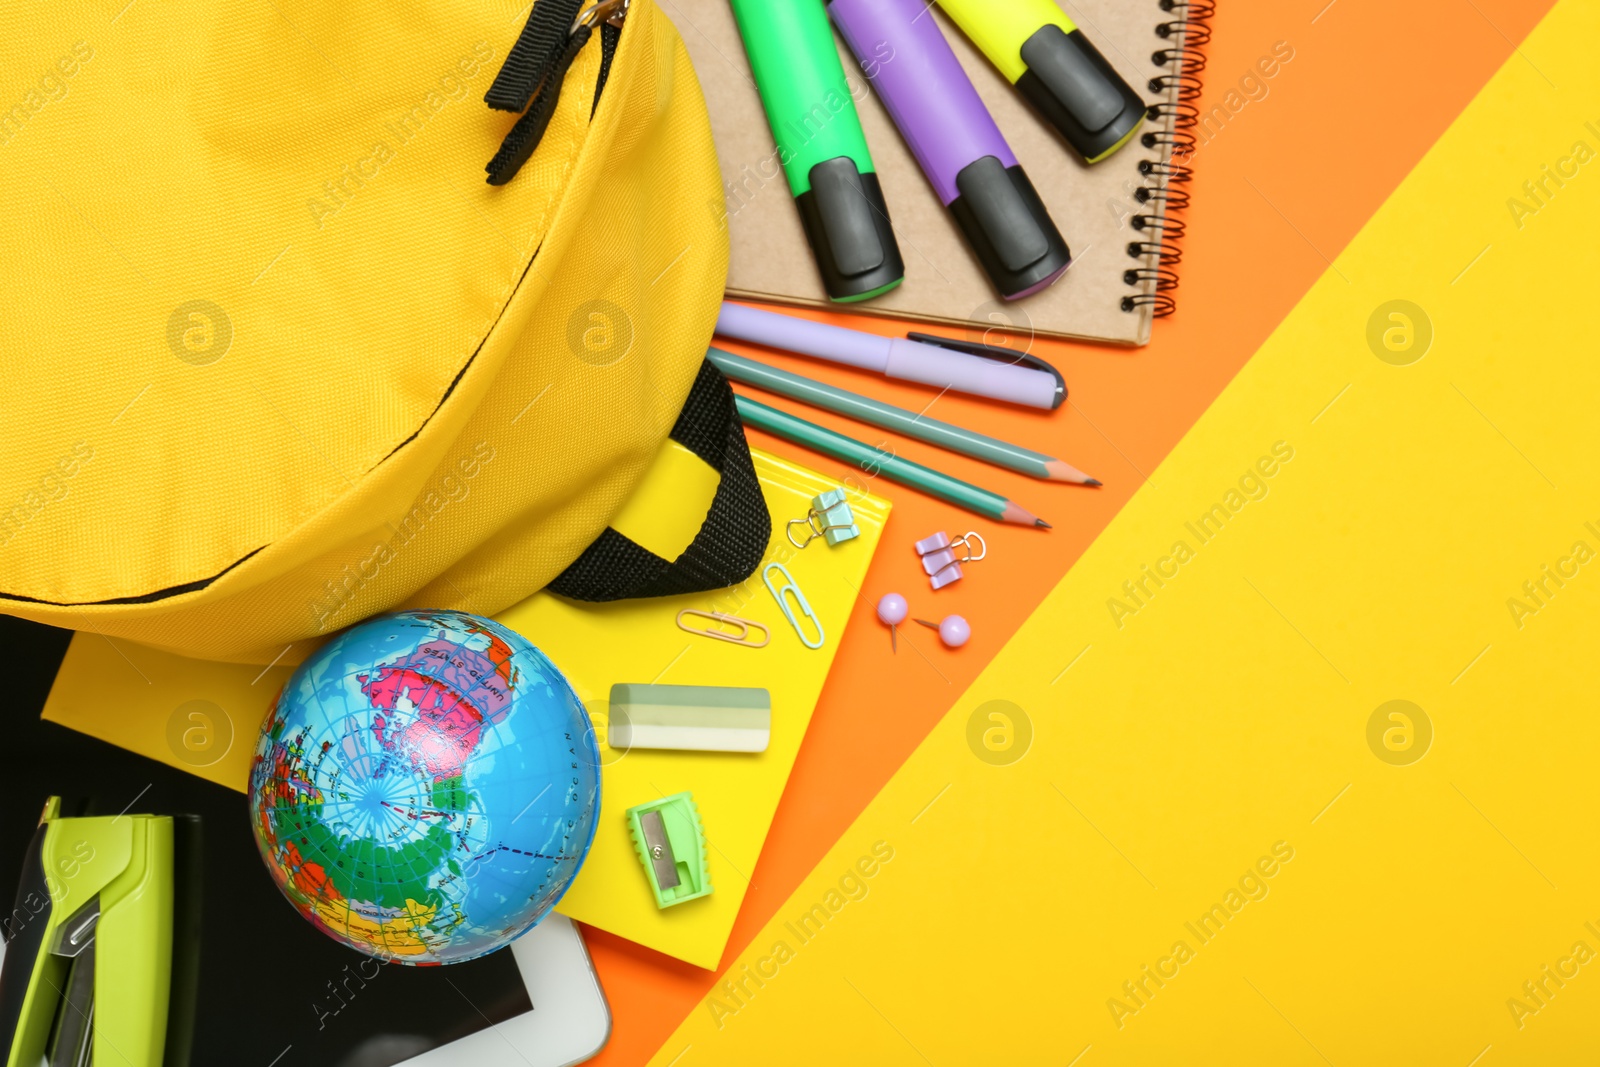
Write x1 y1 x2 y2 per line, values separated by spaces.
485 0 586 113
485 0 629 186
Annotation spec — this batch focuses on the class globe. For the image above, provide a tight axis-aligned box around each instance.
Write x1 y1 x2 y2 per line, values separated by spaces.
248 610 600 964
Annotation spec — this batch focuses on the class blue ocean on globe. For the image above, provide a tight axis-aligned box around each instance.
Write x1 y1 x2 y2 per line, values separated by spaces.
248 610 600 964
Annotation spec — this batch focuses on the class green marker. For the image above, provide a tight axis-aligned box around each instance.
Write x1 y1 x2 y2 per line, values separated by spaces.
730 0 904 302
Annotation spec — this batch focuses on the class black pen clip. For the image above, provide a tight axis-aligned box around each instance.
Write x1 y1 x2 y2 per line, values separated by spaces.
907 332 1066 409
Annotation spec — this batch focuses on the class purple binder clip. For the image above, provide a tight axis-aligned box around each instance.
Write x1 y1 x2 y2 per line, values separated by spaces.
915 531 987 590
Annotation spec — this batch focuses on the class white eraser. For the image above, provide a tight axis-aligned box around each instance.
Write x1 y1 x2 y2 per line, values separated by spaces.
608 683 771 753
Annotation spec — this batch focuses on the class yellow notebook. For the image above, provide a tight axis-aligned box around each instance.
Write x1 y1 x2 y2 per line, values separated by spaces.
41 446 888 970
647 2 1600 1061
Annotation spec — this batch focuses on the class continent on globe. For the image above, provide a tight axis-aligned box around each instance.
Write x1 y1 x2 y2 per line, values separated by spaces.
357 615 517 782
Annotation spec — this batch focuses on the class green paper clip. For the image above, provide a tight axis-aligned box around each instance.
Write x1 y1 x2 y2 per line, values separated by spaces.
626 793 712 909
763 562 825 649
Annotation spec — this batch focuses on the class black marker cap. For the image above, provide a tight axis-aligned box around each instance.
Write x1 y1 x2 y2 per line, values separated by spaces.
1016 24 1147 164
793 156 906 303
948 156 1071 300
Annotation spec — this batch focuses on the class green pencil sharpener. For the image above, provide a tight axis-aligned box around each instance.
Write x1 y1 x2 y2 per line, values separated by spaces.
625 793 712 909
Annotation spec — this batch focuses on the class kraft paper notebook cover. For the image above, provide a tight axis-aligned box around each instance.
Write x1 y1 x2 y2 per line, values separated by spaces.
41 446 890 971
663 0 1207 344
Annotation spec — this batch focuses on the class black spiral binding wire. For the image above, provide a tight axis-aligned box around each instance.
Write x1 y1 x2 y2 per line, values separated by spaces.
1123 0 1214 318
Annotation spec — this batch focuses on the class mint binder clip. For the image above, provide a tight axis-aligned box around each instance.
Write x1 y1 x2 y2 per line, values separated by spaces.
786 487 861 549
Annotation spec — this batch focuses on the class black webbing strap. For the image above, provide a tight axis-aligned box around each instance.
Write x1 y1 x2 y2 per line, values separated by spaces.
548 360 772 602
484 0 587 112
485 23 593 186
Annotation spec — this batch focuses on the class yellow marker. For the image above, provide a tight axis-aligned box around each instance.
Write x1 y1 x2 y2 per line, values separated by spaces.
937 0 1146 163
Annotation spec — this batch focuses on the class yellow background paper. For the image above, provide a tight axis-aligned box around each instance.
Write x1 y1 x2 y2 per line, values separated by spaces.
42 447 888 970
648 2 1600 1061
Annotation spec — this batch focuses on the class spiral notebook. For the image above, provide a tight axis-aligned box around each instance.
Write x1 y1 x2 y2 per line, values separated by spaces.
663 0 1210 345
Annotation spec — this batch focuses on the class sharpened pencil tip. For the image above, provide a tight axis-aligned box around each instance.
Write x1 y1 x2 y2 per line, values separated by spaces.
1043 460 1099 485
1036 519 1052 529
1085 478 1102 487
1002 502 1050 527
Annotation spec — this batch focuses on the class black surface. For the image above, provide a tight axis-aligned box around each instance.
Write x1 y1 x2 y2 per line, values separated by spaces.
0 615 533 1067
949 158 1071 298
0 823 52 1063
1017 25 1147 163
794 158 905 301
166 815 202 1067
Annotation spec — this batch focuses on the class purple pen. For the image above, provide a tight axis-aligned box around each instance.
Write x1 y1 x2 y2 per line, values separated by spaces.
716 302 1063 410
828 0 1071 300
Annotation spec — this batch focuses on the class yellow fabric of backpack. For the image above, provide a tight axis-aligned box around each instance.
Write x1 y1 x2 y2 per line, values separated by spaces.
0 0 761 663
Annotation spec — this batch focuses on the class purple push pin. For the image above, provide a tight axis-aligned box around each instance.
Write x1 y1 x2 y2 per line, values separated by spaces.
916 615 971 649
877 592 908 652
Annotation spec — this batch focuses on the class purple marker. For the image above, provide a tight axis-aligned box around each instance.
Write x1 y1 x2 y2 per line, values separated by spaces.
828 0 1072 300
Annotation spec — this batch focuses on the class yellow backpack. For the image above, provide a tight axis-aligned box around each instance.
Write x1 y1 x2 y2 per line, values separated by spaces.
0 0 765 663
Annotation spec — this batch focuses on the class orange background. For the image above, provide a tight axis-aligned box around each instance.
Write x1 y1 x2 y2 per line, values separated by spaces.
585 1 1559 1062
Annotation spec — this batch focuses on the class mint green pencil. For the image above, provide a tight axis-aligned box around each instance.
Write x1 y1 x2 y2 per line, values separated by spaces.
708 346 1099 484
734 395 1050 528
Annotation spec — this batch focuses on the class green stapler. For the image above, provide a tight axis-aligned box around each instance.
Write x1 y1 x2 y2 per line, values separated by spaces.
0 797 197 1067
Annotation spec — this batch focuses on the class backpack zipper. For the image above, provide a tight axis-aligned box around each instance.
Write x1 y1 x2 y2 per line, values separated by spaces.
485 0 630 185
592 3 626 115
